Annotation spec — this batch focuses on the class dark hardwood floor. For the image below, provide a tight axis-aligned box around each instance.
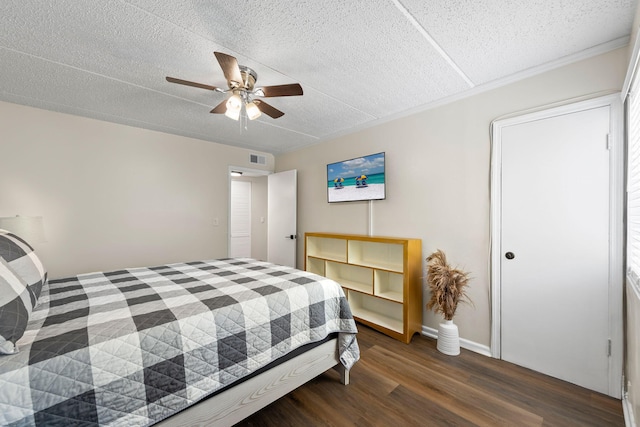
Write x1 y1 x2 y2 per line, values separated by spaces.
236 325 624 426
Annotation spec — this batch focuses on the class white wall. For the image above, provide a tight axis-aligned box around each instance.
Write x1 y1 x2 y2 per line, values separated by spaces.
0 101 273 278
275 47 627 348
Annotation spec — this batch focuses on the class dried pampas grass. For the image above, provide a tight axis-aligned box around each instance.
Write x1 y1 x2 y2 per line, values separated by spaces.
426 250 471 321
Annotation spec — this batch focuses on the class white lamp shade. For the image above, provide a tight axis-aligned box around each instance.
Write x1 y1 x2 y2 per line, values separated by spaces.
0 216 46 243
245 102 262 120
225 93 242 120
225 107 241 120
226 93 242 109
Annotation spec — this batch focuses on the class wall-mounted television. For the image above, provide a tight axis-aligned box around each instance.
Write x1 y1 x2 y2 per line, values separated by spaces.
327 152 386 203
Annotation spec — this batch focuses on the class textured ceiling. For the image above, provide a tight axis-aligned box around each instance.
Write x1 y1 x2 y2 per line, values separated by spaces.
0 0 636 154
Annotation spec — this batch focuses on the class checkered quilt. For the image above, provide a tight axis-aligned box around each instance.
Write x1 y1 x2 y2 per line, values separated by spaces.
0 258 359 426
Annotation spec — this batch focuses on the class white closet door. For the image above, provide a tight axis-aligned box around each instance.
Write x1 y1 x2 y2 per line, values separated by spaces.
229 180 251 258
500 106 611 395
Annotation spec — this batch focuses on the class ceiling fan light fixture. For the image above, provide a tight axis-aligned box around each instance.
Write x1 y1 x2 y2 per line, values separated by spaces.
225 107 241 121
246 101 262 120
166 52 302 121
225 92 242 120
226 92 242 111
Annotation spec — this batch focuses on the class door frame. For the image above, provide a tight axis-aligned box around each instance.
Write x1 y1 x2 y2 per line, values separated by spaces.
227 166 271 258
489 93 624 397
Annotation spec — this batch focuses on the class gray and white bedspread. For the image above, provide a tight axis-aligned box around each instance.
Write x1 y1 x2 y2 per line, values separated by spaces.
0 258 359 426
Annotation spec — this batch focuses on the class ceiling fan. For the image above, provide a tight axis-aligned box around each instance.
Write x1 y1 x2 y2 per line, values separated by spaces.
166 52 303 121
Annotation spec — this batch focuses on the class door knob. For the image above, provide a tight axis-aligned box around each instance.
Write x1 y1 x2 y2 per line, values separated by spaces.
505 252 515 260
285 235 297 240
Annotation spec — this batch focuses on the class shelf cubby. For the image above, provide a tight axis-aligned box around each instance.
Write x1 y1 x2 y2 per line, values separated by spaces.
325 261 373 294
305 236 347 262
374 270 404 303
348 291 403 334
347 240 404 272
306 257 325 276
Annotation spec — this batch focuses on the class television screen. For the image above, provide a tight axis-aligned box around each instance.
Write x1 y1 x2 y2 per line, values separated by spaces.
327 152 386 203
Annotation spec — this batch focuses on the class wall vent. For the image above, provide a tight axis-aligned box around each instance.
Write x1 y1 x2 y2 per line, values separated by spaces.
250 154 266 165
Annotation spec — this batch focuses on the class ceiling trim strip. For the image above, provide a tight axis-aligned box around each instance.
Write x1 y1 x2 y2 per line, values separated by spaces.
390 0 476 88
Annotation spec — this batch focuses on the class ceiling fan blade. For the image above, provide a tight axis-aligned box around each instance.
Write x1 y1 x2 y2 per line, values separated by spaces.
259 83 303 97
255 100 285 119
214 52 243 87
210 99 227 114
166 76 219 91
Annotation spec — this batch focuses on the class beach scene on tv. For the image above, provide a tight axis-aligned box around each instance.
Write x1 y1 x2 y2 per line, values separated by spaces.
327 152 386 202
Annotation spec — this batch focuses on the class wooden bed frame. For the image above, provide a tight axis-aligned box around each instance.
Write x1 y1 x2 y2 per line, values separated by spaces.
156 336 348 427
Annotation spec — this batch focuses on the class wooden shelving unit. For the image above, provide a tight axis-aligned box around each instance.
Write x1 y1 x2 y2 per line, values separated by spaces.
305 232 422 344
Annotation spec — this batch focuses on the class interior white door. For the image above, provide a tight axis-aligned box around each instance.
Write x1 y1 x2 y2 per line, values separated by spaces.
499 106 611 395
229 180 251 258
267 170 297 267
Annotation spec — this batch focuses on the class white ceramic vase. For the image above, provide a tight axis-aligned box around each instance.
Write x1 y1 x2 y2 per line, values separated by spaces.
437 319 460 356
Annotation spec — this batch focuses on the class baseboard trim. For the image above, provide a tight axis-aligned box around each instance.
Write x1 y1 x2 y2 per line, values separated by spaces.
422 325 492 357
623 391 637 427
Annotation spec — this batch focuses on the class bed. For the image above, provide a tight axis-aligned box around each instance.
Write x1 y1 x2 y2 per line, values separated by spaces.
0 229 360 426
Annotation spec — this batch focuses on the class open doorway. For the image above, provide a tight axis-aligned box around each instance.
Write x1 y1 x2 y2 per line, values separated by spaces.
228 166 269 260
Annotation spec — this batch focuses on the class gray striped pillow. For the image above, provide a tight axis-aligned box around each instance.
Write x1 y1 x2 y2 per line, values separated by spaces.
0 230 47 354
